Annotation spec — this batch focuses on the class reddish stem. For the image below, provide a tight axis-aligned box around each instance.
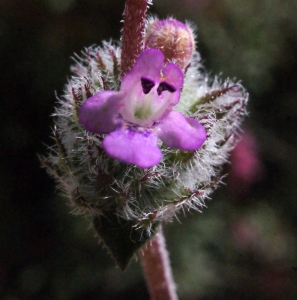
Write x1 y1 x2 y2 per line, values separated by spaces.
140 227 178 300
120 0 149 77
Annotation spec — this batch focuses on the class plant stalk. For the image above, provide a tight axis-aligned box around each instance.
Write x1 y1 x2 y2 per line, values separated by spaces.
120 0 150 77
140 226 178 300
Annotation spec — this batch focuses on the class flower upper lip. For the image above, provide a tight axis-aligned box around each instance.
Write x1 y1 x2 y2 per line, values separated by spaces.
79 48 206 168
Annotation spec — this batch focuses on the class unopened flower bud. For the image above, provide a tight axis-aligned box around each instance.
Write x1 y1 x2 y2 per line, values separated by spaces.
145 18 195 70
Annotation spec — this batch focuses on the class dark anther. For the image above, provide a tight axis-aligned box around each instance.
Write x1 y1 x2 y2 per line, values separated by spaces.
141 77 155 94
157 81 176 95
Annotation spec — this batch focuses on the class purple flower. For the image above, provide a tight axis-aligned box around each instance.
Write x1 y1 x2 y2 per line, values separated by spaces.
79 49 206 168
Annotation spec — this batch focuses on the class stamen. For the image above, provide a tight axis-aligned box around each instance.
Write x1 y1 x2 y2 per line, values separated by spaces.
141 77 155 94
157 81 176 95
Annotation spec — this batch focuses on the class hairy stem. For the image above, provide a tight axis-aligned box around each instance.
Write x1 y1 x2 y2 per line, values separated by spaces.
140 226 178 300
121 0 150 77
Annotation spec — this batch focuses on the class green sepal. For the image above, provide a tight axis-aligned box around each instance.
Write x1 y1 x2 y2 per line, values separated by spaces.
93 211 159 271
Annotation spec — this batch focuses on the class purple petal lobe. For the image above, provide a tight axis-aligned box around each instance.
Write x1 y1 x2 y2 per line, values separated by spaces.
79 91 121 134
120 49 164 93
103 127 162 168
161 63 184 105
162 63 184 88
158 110 206 150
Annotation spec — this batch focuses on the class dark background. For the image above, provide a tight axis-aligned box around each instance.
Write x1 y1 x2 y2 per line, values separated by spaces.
1 0 297 299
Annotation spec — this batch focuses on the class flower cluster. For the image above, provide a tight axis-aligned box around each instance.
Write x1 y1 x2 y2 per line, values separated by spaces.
79 48 206 168
41 17 248 267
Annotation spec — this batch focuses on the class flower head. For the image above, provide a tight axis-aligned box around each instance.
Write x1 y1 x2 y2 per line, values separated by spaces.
79 48 206 168
42 15 248 269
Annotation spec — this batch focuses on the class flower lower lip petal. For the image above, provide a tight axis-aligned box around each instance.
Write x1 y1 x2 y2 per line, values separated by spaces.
103 126 162 168
158 110 206 150
79 90 121 134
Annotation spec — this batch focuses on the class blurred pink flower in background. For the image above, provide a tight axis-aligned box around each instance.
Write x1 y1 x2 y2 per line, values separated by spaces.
228 130 264 196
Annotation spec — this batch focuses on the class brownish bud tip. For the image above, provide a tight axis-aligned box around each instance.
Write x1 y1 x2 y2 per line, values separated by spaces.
145 18 195 70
